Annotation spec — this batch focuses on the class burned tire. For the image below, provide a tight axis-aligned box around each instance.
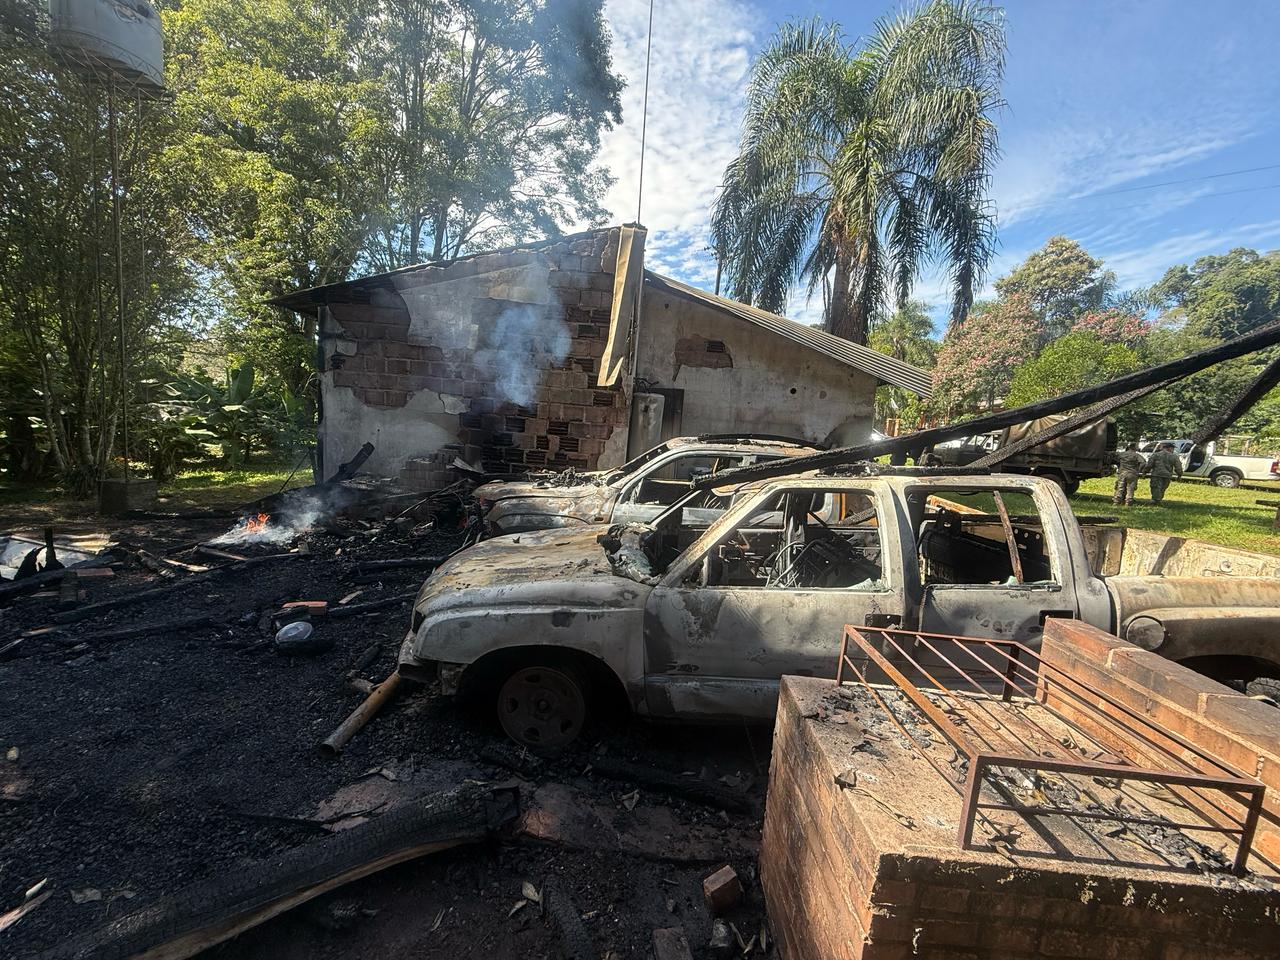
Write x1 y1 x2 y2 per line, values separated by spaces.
1246 676 1280 705
497 664 588 752
1211 469 1242 488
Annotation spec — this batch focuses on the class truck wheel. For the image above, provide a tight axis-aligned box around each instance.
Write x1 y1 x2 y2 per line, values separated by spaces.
1063 478 1081 496
1211 470 1241 488
1246 677 1280 705
497 665 588 752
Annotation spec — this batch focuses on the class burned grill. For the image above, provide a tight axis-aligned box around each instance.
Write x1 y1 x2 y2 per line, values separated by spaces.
836 626 1267 874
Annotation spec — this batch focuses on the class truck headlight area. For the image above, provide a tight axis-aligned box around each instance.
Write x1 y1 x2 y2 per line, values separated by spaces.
1124 615 1166 651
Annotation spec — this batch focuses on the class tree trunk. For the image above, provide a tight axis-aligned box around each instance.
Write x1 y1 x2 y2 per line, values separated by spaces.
825 250 868 345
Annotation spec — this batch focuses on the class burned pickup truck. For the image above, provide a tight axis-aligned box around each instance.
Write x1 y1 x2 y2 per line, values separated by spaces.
399 473 1280 749
475 435 816 534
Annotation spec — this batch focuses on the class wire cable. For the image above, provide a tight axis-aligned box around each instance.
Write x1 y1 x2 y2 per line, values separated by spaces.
635 0 655 225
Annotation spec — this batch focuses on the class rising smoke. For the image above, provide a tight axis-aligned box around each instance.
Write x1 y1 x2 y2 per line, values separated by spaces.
210 503 322 547
473 279 571 406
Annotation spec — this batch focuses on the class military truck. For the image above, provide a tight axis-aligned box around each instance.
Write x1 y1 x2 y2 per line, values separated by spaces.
399 473 1280 749
927 415 1117 494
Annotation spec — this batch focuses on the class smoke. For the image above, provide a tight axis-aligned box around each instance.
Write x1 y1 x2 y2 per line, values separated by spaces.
210 504 322 547
474 300 571 407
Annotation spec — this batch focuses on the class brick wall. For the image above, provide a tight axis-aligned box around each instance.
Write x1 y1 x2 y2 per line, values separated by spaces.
762 674 1280 960
1039 617 1280 872
320 227 630 486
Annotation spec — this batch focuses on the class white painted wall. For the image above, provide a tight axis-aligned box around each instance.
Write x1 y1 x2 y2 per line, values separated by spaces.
635 290 879 446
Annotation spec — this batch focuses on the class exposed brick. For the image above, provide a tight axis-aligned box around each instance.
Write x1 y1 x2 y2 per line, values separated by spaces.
977 922 1039 954
920 918 979 948
920 886 971 914
871 879 918 908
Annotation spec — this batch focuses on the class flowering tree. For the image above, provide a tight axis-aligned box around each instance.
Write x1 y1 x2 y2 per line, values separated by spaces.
931 295 1038 417
1071 308 1150 346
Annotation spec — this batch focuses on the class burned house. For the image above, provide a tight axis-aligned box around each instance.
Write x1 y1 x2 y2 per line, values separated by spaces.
274 225 931 487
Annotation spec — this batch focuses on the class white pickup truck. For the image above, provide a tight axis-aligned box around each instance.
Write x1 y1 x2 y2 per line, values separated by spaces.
1139 439 1278 488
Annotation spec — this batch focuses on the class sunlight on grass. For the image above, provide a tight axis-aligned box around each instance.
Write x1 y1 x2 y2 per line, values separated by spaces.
0 458 313 520
1075 477 1280 556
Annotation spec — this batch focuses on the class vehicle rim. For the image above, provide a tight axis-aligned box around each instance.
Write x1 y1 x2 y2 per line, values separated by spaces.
498 666 586 750
1213 472 1238 487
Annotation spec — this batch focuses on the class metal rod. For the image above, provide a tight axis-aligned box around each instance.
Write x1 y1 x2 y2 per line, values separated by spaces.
991 492 1024 583
107 76 129 482
838 626 1264 871
693 318 1280 490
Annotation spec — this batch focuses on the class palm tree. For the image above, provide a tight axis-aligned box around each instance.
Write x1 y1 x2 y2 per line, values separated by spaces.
710 1 1005 344
868 301 938 368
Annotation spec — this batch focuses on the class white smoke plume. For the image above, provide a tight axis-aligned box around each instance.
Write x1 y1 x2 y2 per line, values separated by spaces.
474 301 572 407
210 503 322 547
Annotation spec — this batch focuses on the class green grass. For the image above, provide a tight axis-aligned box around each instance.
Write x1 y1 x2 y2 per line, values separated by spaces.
1074 477 1280 556
166 462 312 509
0 458 312 525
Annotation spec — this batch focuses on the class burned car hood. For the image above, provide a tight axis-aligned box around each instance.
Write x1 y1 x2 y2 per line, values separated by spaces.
475 476 612 502
478 478 621 533
412 526 647 615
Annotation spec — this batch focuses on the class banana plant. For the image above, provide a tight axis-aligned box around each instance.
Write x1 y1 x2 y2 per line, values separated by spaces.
163 364 265 468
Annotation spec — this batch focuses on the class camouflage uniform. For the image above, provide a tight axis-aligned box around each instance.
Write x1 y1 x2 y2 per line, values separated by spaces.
1146 448 1183 504
1112 450 1146 505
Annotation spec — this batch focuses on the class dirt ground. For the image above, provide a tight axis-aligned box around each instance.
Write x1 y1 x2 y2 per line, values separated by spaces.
0 505 772 959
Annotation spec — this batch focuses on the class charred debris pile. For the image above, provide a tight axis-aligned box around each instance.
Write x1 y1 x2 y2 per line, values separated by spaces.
0 466 768 960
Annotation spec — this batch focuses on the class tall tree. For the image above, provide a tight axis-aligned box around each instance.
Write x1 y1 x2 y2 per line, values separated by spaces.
367 0 624 269
1004 332 1140 407
1151 247 1280 340
994 236 1114 341
0 1 194 489
710 1 1006 345
162 0 392 399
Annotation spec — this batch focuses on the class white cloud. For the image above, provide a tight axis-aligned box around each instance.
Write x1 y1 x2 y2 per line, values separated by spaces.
994 121 1256 229
596 0 761 288
1100 218 1280 290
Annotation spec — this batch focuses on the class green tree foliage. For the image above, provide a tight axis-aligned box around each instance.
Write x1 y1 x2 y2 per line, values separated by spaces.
1005 332 1140 407
163 0 624 401
162 0 391 401
1150 247 1280 339
868 301 937 423
994 236 1115 341
0 1 195 490
931 295 1037 417
367 0 623 269
710 1 1006 344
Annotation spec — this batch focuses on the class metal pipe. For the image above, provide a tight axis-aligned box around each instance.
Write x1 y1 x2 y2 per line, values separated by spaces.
107 76 129 482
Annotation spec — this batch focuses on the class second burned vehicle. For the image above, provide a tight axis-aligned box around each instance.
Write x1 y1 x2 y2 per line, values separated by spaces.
400 472 1280 750
475 435 818 534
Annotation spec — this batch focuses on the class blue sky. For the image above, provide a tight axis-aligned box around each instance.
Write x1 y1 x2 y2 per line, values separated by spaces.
596 0 1280 329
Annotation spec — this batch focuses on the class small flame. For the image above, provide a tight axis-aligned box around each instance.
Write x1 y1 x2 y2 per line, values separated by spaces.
245 513 270 534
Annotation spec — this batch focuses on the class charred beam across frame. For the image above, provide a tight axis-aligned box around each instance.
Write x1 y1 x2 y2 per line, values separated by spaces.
692 317 1280 490
1191 353 1280 447
969 383 1168 469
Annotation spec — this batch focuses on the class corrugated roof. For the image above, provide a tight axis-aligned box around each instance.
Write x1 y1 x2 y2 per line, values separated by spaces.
270 227 615 310
644 272 933 398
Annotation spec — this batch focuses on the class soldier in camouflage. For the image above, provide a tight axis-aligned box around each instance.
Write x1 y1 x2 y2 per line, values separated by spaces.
1146 442 1184 504
1111 442 1145 506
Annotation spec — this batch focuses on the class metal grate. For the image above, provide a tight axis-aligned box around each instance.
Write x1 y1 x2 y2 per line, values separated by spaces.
836 626 1267 875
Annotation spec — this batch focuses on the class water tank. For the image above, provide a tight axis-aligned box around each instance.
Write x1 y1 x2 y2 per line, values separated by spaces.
48 0 164 94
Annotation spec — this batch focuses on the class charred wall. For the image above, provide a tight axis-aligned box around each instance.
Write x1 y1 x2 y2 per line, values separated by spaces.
317 228 630 487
